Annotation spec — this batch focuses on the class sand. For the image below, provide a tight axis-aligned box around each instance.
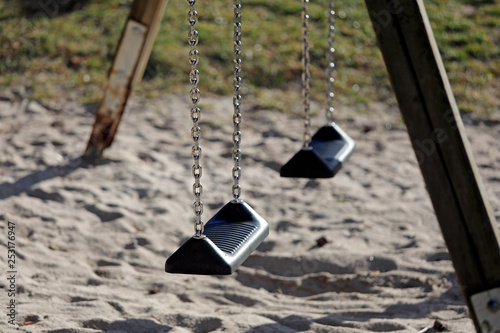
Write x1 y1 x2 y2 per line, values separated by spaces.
0 94 498 332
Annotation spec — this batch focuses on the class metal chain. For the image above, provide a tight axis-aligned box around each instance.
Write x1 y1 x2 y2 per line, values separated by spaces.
188 0 204 237
326 0 336 123
231 0 243 201
302 0 312 149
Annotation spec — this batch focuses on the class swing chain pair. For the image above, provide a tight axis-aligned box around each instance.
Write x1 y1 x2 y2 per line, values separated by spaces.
188 0 244 236
301 0 337 148
188 0 204 237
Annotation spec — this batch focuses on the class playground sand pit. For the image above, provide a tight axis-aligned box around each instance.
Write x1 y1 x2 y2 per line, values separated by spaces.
0 95 498 332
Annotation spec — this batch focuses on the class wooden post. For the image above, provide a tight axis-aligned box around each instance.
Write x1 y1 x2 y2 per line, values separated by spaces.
364 0 500 331
83 0 168 160
130 0 168 85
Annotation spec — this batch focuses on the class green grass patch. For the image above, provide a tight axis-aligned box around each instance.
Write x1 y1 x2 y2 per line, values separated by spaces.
0 0 498 117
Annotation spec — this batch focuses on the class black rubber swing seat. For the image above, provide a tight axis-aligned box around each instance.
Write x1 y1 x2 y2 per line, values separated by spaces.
280 122 355 178
165 200 269 275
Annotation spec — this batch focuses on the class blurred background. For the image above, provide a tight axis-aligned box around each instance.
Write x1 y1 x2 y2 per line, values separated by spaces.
0 0 498 118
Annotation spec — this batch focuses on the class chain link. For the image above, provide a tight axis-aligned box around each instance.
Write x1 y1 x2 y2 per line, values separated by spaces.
326 0 336 123
232 0 243 201
301 0 312 149
188 0 204 237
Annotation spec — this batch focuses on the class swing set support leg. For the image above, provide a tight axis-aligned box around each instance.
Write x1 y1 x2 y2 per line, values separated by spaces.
365 0 500 331
83 0 168 161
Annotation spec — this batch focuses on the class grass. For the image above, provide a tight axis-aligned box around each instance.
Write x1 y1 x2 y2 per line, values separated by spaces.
0 0 498 117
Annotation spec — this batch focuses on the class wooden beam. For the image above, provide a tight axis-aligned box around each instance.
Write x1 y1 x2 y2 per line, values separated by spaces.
364 0 500 331
83 0 168 160
130 0 168 85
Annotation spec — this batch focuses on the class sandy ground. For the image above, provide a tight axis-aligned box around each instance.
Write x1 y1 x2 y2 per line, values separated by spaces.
0 94 498 333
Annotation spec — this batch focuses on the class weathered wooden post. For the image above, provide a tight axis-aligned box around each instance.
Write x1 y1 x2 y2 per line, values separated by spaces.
364 0 500 331
83 0 168 160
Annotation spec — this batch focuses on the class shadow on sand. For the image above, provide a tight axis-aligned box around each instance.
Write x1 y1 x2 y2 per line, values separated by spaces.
0 157 116 200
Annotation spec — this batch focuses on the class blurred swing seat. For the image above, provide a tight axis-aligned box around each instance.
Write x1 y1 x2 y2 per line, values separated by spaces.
280 122 355 178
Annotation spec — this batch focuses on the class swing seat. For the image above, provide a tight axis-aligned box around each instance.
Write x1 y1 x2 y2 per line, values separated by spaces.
165 200 269 275
280 122 355 178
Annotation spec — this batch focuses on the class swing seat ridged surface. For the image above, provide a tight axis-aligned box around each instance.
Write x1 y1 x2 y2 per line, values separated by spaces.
165 200 269 275
280 122 355 178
